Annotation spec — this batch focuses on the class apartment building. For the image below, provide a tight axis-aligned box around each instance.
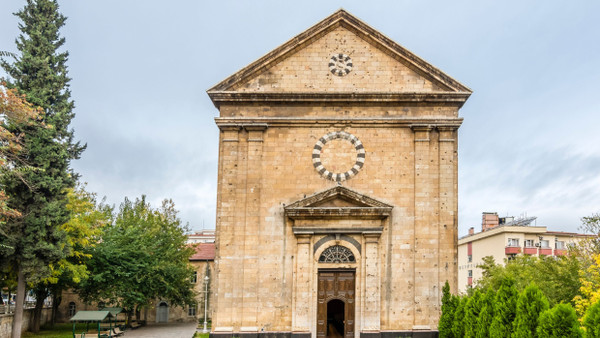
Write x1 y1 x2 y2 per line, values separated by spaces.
457 212 589 293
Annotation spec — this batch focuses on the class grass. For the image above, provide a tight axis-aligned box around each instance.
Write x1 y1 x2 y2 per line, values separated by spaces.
22 323 74 338
193 333 209 338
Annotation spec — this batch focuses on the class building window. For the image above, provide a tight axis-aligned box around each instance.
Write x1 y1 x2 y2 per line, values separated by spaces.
191 271 197 284
540 240 550 248
525 239 535 247
468 270 473 278
188 304 196 317
69 302 76 317
468 255 472 263
555 241 565 250
319 245 355 263
507 238 519 247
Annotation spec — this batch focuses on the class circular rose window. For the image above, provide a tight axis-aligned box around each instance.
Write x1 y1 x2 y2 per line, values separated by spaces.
312 131 365 182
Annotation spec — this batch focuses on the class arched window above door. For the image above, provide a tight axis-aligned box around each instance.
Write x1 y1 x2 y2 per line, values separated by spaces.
319 245 355 263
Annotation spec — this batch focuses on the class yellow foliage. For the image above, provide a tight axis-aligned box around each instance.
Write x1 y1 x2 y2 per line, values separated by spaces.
574 253 600 316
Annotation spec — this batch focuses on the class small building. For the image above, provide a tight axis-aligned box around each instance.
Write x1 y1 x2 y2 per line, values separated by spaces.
458 212 590 293
188 230 216 244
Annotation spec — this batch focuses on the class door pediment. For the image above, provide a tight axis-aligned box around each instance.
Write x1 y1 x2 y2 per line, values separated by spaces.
284 186 392 220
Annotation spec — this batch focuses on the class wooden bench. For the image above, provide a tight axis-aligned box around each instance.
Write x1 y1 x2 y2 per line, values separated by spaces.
130 322 141 329
112 327 124 336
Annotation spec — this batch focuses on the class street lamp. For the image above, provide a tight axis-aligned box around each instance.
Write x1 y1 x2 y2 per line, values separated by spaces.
202 275 210 333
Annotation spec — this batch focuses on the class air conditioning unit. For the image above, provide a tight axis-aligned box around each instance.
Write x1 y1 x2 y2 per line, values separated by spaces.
535 243 541 247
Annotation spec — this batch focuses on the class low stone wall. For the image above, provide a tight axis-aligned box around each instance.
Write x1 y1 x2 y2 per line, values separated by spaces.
0 307 52 337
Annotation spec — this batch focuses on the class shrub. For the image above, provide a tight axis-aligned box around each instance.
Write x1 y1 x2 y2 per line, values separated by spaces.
512 283 549 338
583 300 600 338
490 277 518 338
536 303 582 338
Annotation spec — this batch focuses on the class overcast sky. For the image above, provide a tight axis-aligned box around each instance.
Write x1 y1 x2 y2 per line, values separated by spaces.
1 1 599 236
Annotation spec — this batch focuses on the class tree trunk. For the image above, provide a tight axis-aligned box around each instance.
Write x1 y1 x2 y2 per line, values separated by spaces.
31 286 46 333
50 288 62 328
11 267 25 338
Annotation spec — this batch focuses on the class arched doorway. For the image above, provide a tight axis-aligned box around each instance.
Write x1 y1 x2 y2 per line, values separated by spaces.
156 301 169 323
327 299 345 337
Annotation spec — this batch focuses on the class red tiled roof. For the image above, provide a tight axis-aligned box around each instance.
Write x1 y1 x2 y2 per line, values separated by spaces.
189 243 216 261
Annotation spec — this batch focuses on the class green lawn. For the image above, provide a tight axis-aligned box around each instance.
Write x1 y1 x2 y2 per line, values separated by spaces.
22 323 73 338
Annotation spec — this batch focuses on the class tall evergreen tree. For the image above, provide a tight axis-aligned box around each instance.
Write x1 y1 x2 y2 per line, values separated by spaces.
476 288 496 338
452 296 467 338
536 303 582 338
512 283 550 338
490 277 518 338
0 0 84 336
439 281 457 338
464 289 483 338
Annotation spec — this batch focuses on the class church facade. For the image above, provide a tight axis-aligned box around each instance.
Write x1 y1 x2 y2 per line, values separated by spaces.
207 10 471 338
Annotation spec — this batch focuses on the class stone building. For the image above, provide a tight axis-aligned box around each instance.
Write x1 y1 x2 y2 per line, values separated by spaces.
207 9 471 338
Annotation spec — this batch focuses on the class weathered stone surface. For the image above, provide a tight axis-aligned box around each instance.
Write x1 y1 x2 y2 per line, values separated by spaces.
208 9 469 337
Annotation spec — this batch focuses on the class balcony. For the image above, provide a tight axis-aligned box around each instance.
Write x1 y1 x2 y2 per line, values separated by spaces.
523 247 538 255
539 248 552 255
505 246 522 254
554 249 567 256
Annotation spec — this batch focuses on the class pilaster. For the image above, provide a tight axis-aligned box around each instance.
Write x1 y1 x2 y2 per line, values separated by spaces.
362 233 381 332
292 234 313 333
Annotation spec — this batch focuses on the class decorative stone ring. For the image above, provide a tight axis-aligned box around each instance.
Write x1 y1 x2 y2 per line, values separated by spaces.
329 54 352 76
312 131 365 182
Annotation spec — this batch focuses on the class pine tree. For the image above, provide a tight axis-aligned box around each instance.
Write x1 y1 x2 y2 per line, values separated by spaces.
490 277 518 338
583 300 600 338
464 289 483 338
0 0 84 336
512 283 550 338
452 296 467 338
536 303 582 338
439 281 457 338
476 288 496 338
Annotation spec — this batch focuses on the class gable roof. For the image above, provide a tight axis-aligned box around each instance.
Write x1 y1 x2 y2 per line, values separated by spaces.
189 242 216 261
207 9 471 107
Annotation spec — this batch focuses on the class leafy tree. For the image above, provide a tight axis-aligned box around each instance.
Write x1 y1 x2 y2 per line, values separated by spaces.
78 196 195 323
38 185 111 326
490 277 518 338
452 296 467 338
476 288 495 338
476 254 580 306
575 253 600 317
464 289 482 337
583 300 600 338
512 283 549 338
537 303 582 338
439 281 457 338
1 0 84 335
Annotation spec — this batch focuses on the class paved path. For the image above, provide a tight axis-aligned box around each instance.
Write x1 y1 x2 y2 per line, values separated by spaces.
121 322 198 338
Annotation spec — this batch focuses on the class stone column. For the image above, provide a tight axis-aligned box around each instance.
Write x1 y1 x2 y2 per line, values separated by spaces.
438 126 457 293
411 125 438 330
362 232 381 332
292 234 313 333
213 125 240 332
241 124 267 332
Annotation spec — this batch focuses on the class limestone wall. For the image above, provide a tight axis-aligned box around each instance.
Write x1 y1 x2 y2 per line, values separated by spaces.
0 307 52 337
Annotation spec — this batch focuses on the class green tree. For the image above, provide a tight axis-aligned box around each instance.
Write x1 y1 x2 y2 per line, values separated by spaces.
537 303 582 338
439 281 457 338
452 296 467 338
464 289 482 337
476 254 580 307
583 300 600 338
512 283 550 338
1 0 84 335
78 196 195 322
490 277 518 338
476 288 495 338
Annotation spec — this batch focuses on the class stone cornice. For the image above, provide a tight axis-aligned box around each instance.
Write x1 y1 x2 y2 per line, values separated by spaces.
286 207 391 220
215 117 463 128
292 227 384 235
207 91 471 108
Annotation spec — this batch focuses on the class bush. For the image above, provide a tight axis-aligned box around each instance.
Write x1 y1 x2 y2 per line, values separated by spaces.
464 289 483 337
476 288 495 338
451 296 467 338
439 281 458 338
583 300 600 338
537 303 582 338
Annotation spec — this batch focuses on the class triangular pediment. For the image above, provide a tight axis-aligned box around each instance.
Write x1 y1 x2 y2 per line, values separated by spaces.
284 186 392 220
208 10 471 107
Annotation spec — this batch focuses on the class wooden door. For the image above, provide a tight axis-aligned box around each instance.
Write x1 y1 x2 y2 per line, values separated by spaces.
317 270 355 338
